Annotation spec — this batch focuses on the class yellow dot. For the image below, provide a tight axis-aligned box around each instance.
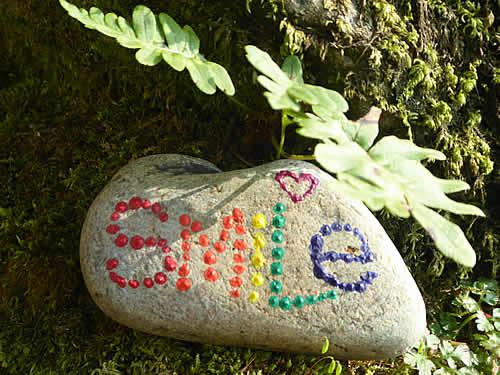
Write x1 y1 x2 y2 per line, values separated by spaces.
248 291 259 303
253 232 267 250
251 251 266 269
251 272 265 287
252 213 267 229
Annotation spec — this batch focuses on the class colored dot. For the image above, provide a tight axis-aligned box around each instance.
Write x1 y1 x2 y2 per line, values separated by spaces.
270 280 282 293
305 295 317 305
320 224 332 236
145 236 157 247
106 224 120 234
252 232 266 250
223 216 234 229
106 258 119 270
158 239 168 247
272 215 286 228
229 276 243 288
178 264 190 277
162 246 171 253
164 256 177 272
183 253 190 261
344 223 352 231
272 247 285 259
220 230 230 241
214 241 226 253
151 202 162 214
235 224 246 235
199 234 210 247
273 203 286 214
176 278 192 292
318 293 327 302
114 234 128 247
268 295 280 307
159 212 169 222
142 199 152 209
110 212 120 221
279 296 292 311
143 278 154 288
232 208 244 223
154 272 167 285
115 201 128 213
179 214 191 226
251 213 267 229
270 262 283 276
116 276 126 288
204 267 219 282
191 221 202 232
293 295 305 308
180 229 190 240
181 241 191 252
233 264 246 274
248 291 259 303
327 290 337 299
109 272 119 283
128 196 142 209
128 280 139 289
230 289 241 298
130 235 145 250
251 273 265 287
233 253 245 263
203 251 217 265
251 252 266 269
271 230 284 244
233 239 247 251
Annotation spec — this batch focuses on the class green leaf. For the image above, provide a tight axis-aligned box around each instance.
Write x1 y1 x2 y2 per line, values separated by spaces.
342 119 379 150
475 311 494 332
335 362 342 375
186 59 216 95
162 51 187 71
321 338 329 354
282 55 303 83
135 47 162 66
410 203 476 267
207 62 235 96
327 360 335 373
315 142 371 173
245 45 289 84
132 5 160 43
369 136 446 164
295 116 348 143
183 25 200 55
158 13 187 52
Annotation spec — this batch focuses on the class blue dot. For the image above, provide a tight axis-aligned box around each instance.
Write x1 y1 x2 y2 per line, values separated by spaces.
344 223 352 232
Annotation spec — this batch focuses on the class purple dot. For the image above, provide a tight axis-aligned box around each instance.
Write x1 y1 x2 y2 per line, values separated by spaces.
343 254 354 263
344 223 352 232
355 282 367 292
320 224 332 236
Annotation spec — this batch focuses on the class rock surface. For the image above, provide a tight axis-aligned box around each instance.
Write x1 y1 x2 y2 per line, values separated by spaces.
80 154 426 359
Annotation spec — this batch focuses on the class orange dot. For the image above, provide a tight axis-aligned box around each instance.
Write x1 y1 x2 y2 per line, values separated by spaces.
199 234 210 247
233 264 246 274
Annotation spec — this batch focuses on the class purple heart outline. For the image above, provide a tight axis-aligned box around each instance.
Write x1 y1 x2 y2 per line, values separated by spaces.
274 170 320 203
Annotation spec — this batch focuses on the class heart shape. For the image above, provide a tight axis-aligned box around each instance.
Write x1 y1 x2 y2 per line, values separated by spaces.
274 170 319 203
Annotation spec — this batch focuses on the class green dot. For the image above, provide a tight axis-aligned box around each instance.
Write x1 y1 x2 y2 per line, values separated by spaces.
272 247 285 259
279 296 292 311
270 262 283 276
327 290 337 300
271 230 284 243
272 215 286 228
318 293 328 302
305 295 317 305
293 295 305 308
268 295 280 307
270 280 283 293
273 203 286 214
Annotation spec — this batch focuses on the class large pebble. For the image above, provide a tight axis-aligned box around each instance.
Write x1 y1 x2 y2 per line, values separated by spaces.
81 154 426 359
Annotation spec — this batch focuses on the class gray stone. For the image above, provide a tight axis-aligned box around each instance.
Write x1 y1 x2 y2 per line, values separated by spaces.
80 154 426 359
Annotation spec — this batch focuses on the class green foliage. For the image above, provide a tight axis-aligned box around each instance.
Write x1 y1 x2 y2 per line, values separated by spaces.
404 279 499 374
59 0 234 95
245 46 484 267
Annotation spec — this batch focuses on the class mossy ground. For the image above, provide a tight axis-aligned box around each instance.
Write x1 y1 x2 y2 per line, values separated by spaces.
0 0 498 374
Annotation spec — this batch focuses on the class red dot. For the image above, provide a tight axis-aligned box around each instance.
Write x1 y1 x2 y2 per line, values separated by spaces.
180 229 191 240
111 212 120 221
232 208 244 223
214 241 226 253
114 234 128 247
235 224 246 235
204 267 219 282
144 278 154 288
115 201 128 213
233 239 247 251
191 221 202 233
199 234 210 247
230 289 241 298
154 272 167 285
203 251 217 265
158 239 168 247
145 236 157 247
183 253 190 261
106 258 119 270
142 199 152 209
178 264 190 277
128 280 139 288
159 212 169 222
109 272 119 282
162 246 171 253
179 214 191 226
176 278 192 292
223 216 234 229
233 264 246 274
182 242 191 252
229 276 243 288
106 224 120 234
151 202 162 214
130 235 145 250
220 230 230 242
164 256 177 272
117 276 126 288
128 196 142 209
233 253 245 263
